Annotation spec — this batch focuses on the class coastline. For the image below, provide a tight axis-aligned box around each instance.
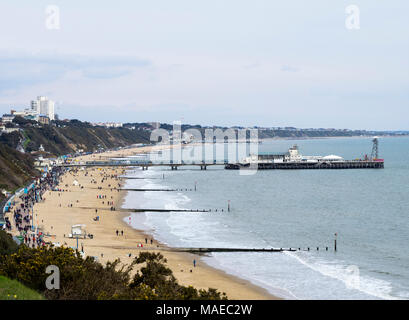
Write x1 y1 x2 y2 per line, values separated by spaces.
116 176 278 300
116 207 277 300
116 163 279 299
14 145 279 300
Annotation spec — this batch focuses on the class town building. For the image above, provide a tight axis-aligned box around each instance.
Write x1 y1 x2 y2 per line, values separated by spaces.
32 96 55 120
38 115 50 125
92 122 123 128
11 109 39 121
1 114 15 123
3 96 56 125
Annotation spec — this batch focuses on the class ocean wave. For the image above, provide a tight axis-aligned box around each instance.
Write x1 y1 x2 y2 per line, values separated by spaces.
285 251 403 300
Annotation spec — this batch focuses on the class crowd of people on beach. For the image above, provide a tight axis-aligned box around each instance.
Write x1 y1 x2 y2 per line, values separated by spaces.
3 163 184 274
23 232 46 248
4 167 65 247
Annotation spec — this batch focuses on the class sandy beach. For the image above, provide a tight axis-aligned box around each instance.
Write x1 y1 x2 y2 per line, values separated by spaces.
10 145 278 300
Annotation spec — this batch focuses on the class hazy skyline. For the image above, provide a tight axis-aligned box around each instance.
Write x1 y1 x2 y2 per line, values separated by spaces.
0 0 408 130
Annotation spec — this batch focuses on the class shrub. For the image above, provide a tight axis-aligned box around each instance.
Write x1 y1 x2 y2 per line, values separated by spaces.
0 230 19 256
0 246 131 300
129 252 227 300
0 246 227 300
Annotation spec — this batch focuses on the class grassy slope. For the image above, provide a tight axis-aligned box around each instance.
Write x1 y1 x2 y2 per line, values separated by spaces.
0 276 44 300
21 124 151 155
0 143 38 192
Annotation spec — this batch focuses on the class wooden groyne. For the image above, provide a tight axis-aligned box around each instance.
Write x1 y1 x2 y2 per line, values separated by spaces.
119 177 162 179
172 246 333 253
78 207 224 213
82 247 292 253
81 245 333 253
173 247 291 253
120 188 194 192
125 208 223 213
90 187 194 192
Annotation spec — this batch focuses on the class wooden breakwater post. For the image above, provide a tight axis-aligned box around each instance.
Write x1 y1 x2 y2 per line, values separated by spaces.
176 247 289 254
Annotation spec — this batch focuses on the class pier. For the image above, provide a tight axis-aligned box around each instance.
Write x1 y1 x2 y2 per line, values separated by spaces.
58 159 384 170
225 160 384 170
58 160 227 169
59 138 384 170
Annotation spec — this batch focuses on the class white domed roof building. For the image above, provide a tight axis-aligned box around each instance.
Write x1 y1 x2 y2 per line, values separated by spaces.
322 155 344 161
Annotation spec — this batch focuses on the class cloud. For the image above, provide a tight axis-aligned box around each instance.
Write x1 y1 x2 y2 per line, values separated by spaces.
81 66 132 79
281 65 299 72
0 52 152 92
243 62 260 69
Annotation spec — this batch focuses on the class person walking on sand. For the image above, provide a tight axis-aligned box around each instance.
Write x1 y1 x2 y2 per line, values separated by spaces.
193 259 196 268
145 238 148 244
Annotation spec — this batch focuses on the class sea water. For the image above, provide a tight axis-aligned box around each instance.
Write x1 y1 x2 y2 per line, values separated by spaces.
122 136 409 300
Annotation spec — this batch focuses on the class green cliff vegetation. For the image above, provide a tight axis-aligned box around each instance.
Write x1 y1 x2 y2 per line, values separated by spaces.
0 143 38 200
4 117 152 155
0 230 19 256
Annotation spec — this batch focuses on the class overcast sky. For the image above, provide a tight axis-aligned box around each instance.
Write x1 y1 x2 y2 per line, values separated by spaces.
0 0 408 130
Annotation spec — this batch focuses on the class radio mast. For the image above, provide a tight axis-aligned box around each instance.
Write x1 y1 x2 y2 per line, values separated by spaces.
371 137 379 160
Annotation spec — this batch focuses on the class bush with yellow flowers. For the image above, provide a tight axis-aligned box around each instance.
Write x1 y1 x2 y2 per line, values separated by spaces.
0 246 227 300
